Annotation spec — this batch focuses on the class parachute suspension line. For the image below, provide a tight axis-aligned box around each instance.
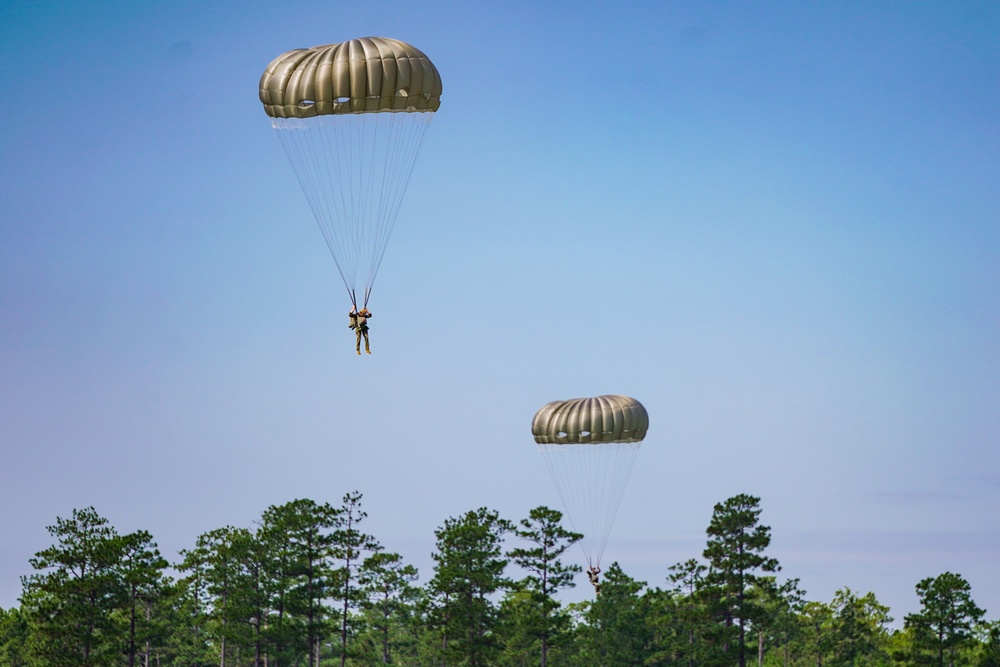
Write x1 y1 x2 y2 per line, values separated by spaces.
350 113 370 290
595 442 641 565
539 444 602 564
273 118 353 293
323 114 363 288
369 112 396 289
319 116 360 298
344 111 388 298
262 38 442 311
538 441 641 569
368 112 434 290
273 111 434 303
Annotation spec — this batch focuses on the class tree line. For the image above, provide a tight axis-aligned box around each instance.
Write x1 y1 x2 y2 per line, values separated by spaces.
1 492 998 667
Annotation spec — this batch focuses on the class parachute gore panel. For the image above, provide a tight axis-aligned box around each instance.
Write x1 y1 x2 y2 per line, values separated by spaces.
532 395 648 445
260 37 442 118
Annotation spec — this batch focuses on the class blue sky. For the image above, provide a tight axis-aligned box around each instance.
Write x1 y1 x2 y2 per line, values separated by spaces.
2 0 999 620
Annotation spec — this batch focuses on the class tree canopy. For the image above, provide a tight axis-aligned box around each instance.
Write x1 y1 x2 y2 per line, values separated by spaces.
4 493 996 667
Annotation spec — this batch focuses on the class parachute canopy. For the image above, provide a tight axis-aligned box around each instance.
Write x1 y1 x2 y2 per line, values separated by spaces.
532 395 649 445
259 37 442 118
260 37 441 309
532 395 648 568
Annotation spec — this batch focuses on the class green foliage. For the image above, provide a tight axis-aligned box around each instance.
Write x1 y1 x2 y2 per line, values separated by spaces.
642 585 684 666
506 505 582 667
117 529 169 667
746 576 806 667
330 491 381 667
702 493 781 667
646 559 719 667
573 562 650 667
20 507 124 666
19 507 170 667
829 587 893 667
150 577 214 667
496 588 547 666
355 551 420 665
0 606 30 667
792 599 836 666
260 497 342 666
974 621 1000 667
428 507 512 667
905 572 985 667
7 495 1000 667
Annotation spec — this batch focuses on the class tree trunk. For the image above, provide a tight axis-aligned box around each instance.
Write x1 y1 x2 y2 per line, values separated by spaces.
340 532 353 667
144 601 152 667
128 586 137 667
738 615 746 667
541 564 548 667
382 607 390 663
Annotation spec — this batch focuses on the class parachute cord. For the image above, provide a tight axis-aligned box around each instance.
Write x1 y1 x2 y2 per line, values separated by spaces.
273 113 432 302
273 119 353 294
349 289 357 311
367 113 433 294
538 441 640 570
362 288 371 309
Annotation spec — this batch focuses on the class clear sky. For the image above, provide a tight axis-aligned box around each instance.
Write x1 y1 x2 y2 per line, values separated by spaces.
2 0 999 622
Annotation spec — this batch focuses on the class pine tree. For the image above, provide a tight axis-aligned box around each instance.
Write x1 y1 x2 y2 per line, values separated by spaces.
260 498 341 667
829 587 892 667
332 491 380 667
795 600 835 667
428 507 512 667
701 493 780 667
117 529 168 667
506 506 582 667
20 507 127 667
663 558 717 667
975 621 1000 667
905 572 984 667
186 526 260 666
768 577 806 667
576 563 650 667
358 551 420 664
0 606 30 667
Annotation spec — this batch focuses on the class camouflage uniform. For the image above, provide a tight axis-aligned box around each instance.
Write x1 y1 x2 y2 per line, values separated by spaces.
348 308 371 354
587 566 601 595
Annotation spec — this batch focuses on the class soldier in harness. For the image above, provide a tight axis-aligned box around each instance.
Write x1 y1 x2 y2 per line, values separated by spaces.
348 307 372 355
587 565 601 596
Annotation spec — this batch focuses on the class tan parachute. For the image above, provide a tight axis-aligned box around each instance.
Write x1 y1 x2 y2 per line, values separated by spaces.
260 37 441 309
532 395 648 568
